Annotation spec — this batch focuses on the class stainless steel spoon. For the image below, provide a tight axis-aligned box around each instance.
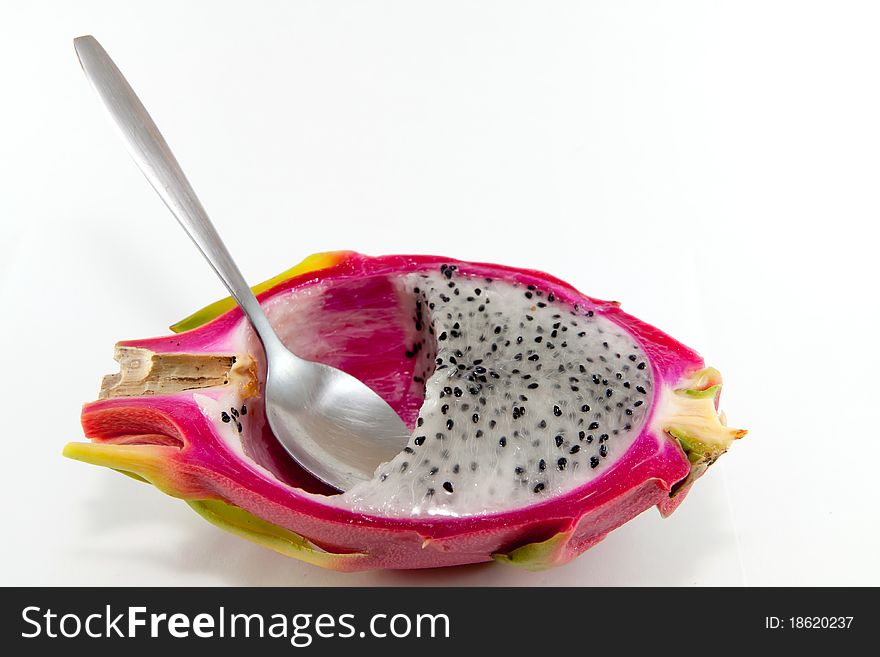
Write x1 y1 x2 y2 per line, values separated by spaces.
74 35 410 491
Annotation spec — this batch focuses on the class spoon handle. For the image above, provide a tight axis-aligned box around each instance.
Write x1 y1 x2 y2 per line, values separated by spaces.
74 35 283 354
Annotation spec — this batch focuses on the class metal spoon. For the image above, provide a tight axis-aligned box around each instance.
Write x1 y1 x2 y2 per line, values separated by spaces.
73 35 410 491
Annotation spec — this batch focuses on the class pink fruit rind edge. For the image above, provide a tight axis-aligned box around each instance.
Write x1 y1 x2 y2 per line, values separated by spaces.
64 251 725 571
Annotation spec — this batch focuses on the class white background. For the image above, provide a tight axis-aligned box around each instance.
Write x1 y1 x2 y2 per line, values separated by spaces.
2 1 878 586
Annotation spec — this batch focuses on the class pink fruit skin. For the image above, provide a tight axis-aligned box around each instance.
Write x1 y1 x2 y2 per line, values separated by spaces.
75 253 702 570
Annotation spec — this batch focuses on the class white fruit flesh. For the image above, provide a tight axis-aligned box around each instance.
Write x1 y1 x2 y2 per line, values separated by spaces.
340 271 654 517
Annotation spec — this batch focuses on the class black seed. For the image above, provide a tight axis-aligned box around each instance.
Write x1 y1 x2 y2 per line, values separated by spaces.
581 404 591 412
533 483 545 493
400 462 409 472
578 431 586 439
539 459 546 471
441 404 449 414
634 400 644 407
606 388 613 398
230 408 239 418
588 421 600 430
442 481 454 493
475 429 484 438
220 412 231 423
499 436 507 447
426 488 435 497
429 466 439 475
555 435 564 447
528 382 539 389
414 436 426 446
538 419 547 428
240 405 247 416
636 385 647 394
590 457 600 468
472 413 480 423
637 362 647 370
417 417 424 427
438 331 448 341
535 336 543 343
557 457 568 470
453 464 460 474
446 419 455 430
600 444 608 458
553 405 562 417
235 421 242 432
514 466 524 475
570 445 581 454
404 447 414 454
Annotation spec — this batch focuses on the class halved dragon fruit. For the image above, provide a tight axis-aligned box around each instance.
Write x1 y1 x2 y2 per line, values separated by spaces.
65 252 745 571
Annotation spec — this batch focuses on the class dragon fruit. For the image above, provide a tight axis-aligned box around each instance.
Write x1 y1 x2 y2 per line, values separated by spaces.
64 251 745 571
